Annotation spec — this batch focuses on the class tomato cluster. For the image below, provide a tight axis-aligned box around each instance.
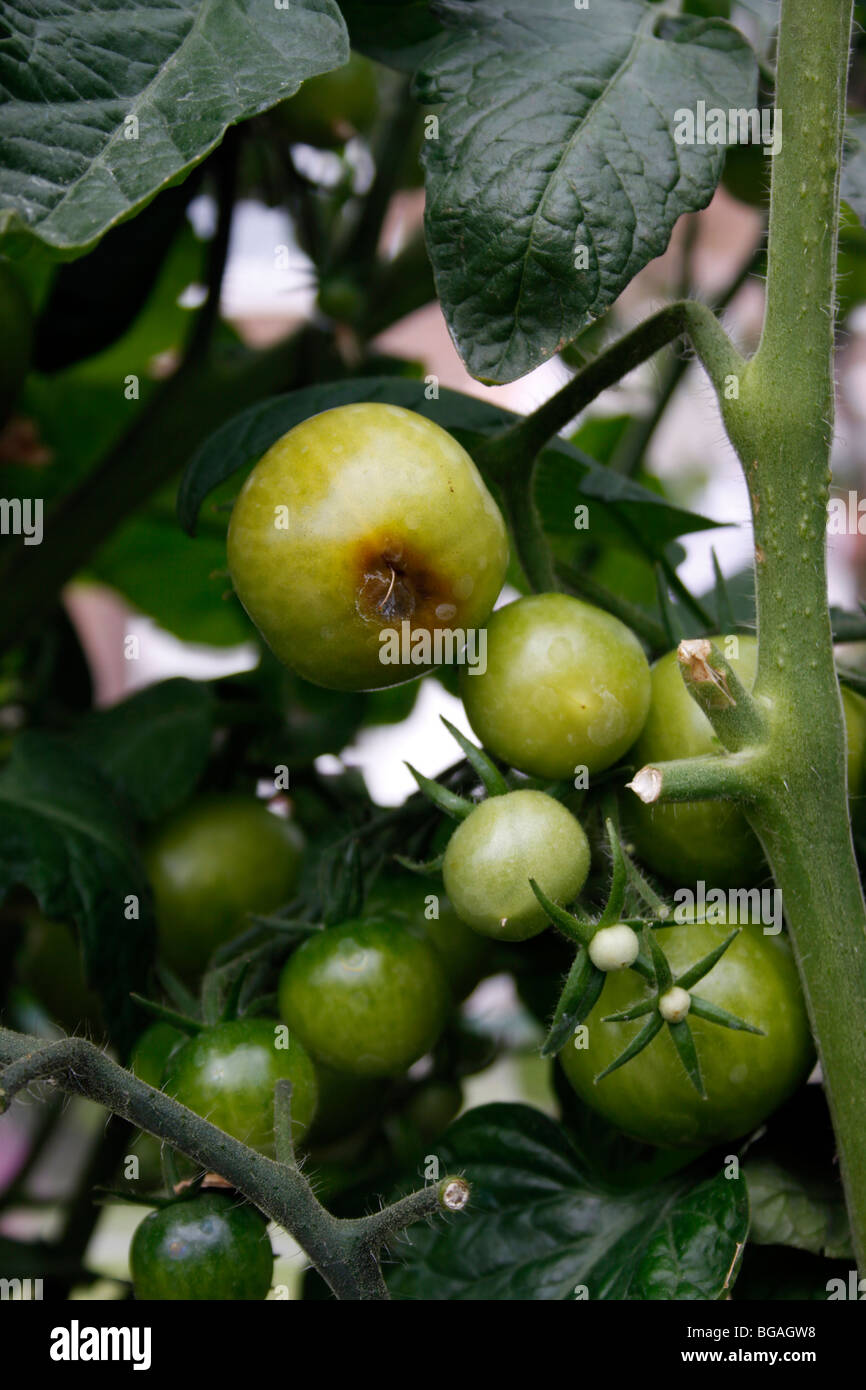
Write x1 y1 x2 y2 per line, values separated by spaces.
11 405 832 1295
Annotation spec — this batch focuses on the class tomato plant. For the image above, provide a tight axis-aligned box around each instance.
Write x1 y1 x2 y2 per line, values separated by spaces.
2 0 866 1318
627 637 866 885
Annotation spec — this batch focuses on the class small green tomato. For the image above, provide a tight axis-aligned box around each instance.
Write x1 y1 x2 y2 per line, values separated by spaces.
460 593 651 779
442 790 590 941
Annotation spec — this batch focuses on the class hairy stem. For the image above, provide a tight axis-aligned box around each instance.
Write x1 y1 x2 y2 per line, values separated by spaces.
476 300 743 480
0 1030 466 1300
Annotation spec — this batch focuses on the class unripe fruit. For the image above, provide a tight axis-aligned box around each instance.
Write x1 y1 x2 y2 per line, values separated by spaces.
145 795 304 982
227 404 508 691
442 790 591 941
130 1193 273 1301
460 593 651 779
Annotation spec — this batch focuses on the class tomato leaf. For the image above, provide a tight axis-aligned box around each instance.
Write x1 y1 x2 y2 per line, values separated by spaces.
745 1158 853 1261
387 1103 749 1299
0 733 154 1049
72 679 214 824
414 0 757 381
0 0 348 257
338 0 447 71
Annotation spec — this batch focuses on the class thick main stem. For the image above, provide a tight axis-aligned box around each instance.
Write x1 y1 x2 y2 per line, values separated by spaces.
717 0 866 1269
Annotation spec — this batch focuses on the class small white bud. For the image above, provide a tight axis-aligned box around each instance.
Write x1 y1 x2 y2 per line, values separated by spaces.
659 986 691 1023
588 924 640 972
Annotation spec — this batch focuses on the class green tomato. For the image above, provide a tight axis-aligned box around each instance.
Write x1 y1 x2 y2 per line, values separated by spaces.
227 403 508 691
277 919 450 1077
626 637 866 887
163 1018 318 1154
130 1193 273 1300
274 53 380 149
0 259 33 424
560 918 814 1149
442 790 591 941
364 872 490 999
130 1022 186 1089
145 795 305 982
460 594 651 779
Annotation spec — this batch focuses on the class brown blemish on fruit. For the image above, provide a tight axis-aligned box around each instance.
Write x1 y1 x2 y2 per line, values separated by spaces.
353 531 456 628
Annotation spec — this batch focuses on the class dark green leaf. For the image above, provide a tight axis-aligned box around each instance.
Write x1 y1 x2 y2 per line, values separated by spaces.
90 504 252 649
0 733 154 1048
33 179 197 372
0 0 348 256
320 838 365 925
415 0 757 380
388 1103 749 1299
72 679 214 823
536 437 721 556
339 0 446 70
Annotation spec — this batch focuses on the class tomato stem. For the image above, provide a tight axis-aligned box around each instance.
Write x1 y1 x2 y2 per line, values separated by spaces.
0 1028 468 1301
